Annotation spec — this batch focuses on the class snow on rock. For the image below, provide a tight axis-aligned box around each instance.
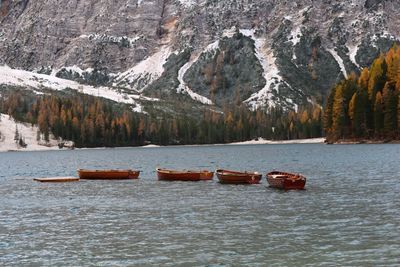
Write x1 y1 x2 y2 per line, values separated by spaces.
222 26 237 38
371 32 398 46
114 46 172 92
289 26 303 46
176 41 220 105
327 48 348 78
345 31 397 70
176 0 196 8
286 6 309 46
204 40 220 55
285 97 299 113
50 65 94 77
0 65 146 113
177 61 213 105
240 29 282 110
347 44 360 68
80 33 141 47
0 113 73 152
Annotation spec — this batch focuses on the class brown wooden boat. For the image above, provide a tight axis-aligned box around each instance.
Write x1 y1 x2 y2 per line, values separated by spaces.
157 168 213 181
78 169 140 180
216 169 262 184
34 177 80 183
267 171 306 190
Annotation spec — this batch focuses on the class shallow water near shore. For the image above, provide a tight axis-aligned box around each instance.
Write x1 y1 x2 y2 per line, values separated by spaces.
0 144 399 266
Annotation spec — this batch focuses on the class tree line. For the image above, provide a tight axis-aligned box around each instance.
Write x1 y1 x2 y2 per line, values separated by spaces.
0 90 323 147
324 45 400 142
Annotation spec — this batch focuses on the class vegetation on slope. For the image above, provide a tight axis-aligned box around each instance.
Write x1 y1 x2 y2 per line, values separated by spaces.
0 87 323 147
324 45 400 142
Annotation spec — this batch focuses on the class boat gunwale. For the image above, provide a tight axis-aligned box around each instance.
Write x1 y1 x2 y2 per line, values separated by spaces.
216 169 261 177
216 169 262 184
78 169 140 179
267 171 306 181
156 168 213 175
78 169 140 174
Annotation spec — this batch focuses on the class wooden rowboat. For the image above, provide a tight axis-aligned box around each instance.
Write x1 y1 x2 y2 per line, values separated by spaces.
267 171 306 190
78 169 140 180
216 169 262 184
157 168 213 181
34 177 80 183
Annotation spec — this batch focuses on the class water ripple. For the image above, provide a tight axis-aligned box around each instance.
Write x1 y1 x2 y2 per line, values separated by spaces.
0 144 399 266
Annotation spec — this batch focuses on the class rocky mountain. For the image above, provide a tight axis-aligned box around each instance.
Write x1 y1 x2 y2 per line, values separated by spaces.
1 0 399 112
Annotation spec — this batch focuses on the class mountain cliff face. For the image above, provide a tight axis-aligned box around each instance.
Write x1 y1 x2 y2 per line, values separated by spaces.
1 0 399 111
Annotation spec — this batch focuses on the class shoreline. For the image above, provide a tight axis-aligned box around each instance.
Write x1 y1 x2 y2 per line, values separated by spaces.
0 137 326 153
3 137 400 153
327 139 400 145
227 137 325 145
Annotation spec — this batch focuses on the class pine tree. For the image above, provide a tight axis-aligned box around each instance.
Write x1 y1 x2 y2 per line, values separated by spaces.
349 93 357 135
14 126 19 143
382 82 398 137
358 68 369 90
386 46 400 83
332 85 347 139
323 87 336 137
396 72 400 92
19 136 27 148
137 118 146 144
397 95 400 137
374 92 384 137
37 103 50 142
349 90 367 138
368 57 387 103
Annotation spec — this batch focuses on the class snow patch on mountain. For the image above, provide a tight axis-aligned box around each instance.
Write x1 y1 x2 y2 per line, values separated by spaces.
285 97 299 113
222 26 237 38
370 32 398 48
286 6 309 46
204 40 220 55
327 48 348 78
114 46 172 92
0 65 149 113
177 60 212 105
176 0 196 8
239 29 282 110
0 113 73 152
80 33 141 47
347 44 360 68
176 42 220 105
289 26 303 46
50 65 94 76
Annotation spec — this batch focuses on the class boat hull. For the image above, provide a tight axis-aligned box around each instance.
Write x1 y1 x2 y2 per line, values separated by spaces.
267 171 306 190
78 169 140 180
34 177 80 183
157 168 213 181
216 169 262 184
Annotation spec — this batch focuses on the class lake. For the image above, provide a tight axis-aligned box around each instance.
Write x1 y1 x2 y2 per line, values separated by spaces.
0 144 399 266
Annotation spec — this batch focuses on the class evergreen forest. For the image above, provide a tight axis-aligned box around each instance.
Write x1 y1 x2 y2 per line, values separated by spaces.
0 89 322 147
324 46 400 142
